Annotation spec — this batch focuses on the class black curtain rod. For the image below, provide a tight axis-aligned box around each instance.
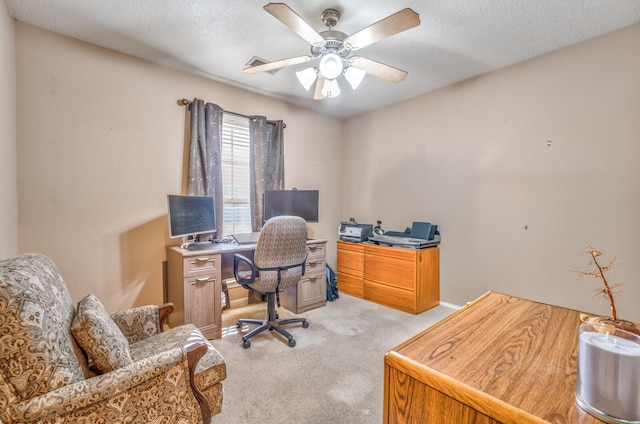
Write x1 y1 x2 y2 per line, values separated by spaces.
177 98 286 128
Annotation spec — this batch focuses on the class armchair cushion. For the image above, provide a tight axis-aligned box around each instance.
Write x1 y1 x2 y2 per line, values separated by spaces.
5 346 204 423
130 324 227 390
0 253 87 401
70 294 133 374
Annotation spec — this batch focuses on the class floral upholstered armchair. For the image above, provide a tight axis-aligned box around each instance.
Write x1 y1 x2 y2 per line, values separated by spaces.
0 253 226 424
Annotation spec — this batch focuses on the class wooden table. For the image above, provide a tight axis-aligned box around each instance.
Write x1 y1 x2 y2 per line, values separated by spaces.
384 291 606 423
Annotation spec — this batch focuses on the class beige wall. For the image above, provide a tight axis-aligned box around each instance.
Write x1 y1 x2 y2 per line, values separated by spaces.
344 23 640 322
0 2 17 259
15 23 343 311
14 18 640 322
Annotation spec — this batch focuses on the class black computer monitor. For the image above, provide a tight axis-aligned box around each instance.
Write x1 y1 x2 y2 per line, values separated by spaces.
167 194 217 238
263 189 319 223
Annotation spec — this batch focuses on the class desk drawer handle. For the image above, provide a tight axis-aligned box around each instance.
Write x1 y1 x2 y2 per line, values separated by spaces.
195 257 211 262
193 277 212 284
308 260 321 266
309 275 321 281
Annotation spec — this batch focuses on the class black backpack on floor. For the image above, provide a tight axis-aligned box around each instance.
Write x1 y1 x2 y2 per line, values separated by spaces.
326 265 339 301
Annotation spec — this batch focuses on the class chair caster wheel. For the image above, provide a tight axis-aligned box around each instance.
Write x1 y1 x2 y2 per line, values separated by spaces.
242 340 251 349
288 339 296 348
302 321 309 329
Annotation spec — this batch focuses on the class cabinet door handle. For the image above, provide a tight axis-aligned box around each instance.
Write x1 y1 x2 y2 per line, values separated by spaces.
195 257 211 262
193 277 212 284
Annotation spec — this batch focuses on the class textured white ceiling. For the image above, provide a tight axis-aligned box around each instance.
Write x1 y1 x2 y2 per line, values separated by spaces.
5 0 640 118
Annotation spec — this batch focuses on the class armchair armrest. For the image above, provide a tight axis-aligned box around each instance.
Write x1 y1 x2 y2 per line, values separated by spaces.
186 342 211 423
110 303 175 344
158 302 175 330
4 343 210 424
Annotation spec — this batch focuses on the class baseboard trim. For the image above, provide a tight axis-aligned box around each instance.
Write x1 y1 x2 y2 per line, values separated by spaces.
439 300 462 310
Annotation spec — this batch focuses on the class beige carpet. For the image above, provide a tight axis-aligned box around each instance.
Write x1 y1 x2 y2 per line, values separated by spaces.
210 294 455 424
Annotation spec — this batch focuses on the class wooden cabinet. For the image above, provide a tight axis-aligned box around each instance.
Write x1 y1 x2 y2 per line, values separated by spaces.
336 240 365 298
336 240 439 314
364 243 439 314
166 247 222 339
384 292 605 424
281 239 327 314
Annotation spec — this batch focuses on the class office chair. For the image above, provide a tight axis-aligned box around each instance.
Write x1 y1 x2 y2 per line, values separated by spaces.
233 215 309 348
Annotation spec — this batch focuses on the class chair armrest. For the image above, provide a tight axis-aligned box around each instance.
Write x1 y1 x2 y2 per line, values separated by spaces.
234 254 258 288
186 342 211 423
110 303 174 345
158 302 175 330
257 252 308 276
4 343 210 424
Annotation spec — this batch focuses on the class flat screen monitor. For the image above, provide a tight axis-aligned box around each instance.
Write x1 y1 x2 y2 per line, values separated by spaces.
263 189 319 223
167 194 217 238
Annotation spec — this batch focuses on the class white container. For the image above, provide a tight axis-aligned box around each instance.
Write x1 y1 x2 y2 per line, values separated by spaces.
576 323 640 423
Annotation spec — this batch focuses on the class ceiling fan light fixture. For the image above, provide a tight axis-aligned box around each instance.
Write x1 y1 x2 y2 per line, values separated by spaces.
319 52 344 80
296 67 318 91
248 4 419 100
321 78 341 98
344 66 366 90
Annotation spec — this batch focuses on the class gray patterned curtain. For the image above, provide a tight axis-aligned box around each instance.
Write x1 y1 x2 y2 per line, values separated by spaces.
249 116 285 231
187 99 224 237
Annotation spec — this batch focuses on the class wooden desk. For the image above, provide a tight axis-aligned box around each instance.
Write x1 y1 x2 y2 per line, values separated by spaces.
166 239 327 339
384 291 605 424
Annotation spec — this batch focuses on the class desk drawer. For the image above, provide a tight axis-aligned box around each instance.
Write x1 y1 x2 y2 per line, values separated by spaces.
337 272 364 298
365 254 415 291
365 280 415 314
280 240 328 314
337 250 364 274
306 257 325 276
298 273 326 309
183 254 219 277
184 274 219 336
306 242 326 258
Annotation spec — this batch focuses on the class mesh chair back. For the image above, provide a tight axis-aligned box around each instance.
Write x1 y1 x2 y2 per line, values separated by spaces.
252 216 308 293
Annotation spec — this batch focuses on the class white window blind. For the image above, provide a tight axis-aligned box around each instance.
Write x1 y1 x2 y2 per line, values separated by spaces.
221 113 252 235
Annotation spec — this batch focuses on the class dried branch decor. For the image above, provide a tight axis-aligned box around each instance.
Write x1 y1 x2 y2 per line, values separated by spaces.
572 245 639 335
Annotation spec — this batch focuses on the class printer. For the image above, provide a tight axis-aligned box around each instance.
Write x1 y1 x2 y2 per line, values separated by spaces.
369 221 441 249
339 219 373 242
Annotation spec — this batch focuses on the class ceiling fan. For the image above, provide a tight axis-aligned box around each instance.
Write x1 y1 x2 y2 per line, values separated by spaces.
244 3 420 99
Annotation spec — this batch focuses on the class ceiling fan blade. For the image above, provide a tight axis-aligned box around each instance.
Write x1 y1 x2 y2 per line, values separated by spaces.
244 55 311 74
264 3 325 45
344 8 420 50
313 74 326 99
351 56 408 83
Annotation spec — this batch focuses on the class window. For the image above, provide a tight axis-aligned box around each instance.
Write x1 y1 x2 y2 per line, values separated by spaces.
221 113 251 235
